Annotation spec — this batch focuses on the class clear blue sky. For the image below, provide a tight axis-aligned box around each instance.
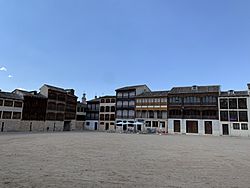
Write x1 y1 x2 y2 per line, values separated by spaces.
0 0 250 100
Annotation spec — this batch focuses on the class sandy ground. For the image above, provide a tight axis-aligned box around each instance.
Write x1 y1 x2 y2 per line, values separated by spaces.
0 132 250 188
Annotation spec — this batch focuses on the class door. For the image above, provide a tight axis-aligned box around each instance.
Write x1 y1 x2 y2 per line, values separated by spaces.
1 122 4 132
186 121 198 133
205 121 213 134
174 120 180 132
137 124 142 131
94 122 98 130
123 124 127 131
30 122 33 132
222 124 229 135
105 123 109 130
63 121 71 131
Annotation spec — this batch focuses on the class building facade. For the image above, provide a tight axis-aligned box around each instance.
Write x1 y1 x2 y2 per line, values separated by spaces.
40 84 77 131
219 89 250 136
13 89 48 132
115 85 151 132
85 97 100 131
99 96 116 131
135 91 168 133
168 85 220 136
0 92 23 132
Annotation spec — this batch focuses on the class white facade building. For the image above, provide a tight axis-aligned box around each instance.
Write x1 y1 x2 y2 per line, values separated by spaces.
219 88 250 137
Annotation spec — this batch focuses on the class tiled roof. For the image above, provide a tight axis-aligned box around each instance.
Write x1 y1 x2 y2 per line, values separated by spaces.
220 90 249 97
136 91 169 98
99 95 116 99
87 97 101 103
13 89 47 99
169 85 220 94
0 92 23 100
43 84 66 92
116 84 149 91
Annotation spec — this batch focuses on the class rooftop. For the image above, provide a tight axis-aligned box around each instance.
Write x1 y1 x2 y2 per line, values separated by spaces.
136 91 169 98
0 91 23 100
116 84 149 91
169 85 220 94
220 90 249 97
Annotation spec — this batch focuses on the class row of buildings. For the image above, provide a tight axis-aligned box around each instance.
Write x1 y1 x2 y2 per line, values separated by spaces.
1 83 250 137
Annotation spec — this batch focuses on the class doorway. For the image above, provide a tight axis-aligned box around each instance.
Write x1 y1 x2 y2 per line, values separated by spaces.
222 124 229 135
1 122 4 132
63 121 71 131
137 124 142 131
105 123 109 130
123 124 127 131
94 122 98 130
30 122 33 132
205 121 213 134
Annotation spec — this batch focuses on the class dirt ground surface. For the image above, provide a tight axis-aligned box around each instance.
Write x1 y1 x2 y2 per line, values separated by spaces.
0 132 250 188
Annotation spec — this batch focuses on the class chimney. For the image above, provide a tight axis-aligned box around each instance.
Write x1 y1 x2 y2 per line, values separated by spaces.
82 93 87 104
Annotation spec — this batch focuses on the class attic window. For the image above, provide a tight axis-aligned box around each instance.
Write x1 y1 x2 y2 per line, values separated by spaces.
192 85 198 91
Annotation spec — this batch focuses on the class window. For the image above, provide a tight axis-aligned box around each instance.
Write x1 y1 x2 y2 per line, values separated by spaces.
0 99 3 106
160 122 166 128
58 94 66 101
117 92 123 98
100 122 104 125
117 101 122 107
123 110 128 117
48 92 57 100
0 111 2 118
86 122 90 126
123 92 129 98
174 120 181 132
152 121 158 127
48 102 56 110
2 111 12 119
12 112 21 119
186 121 198 133
111 99 115 103
129 92 135 98
105 114 109 121
129 110 134 117
47 113 56 120
106 99 110 103
100 114 104 120
57 104 65 111
149 111 154 118
111 106 115 112
146 121 151 127
56 113 64 121
169 97 182 104
233 123 240 130
238 98 247 109
110 114 115 121
123 101 128 107
129 101 135 106
229 111 238 122
220 99 228 109
229 99 237 109
4 100 13 107
105 106 110 112
117 110 122 116
220 111 228 121
241 123 248 130
239 111 248 122
157 111 162 119
14 101 22 108
100 106 105 112
101 99 105 103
